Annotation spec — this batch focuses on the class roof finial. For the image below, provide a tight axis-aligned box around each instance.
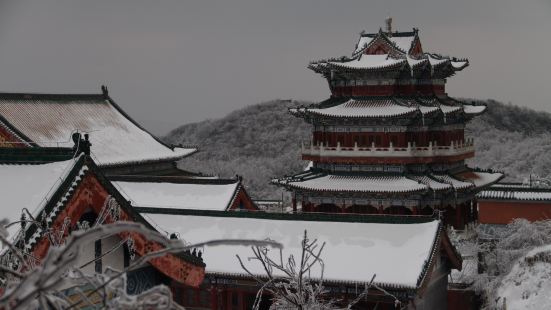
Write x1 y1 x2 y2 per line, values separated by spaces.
101 85 109 98
385 16 393 37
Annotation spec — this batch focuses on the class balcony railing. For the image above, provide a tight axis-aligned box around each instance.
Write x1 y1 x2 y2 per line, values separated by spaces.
301 139 475 158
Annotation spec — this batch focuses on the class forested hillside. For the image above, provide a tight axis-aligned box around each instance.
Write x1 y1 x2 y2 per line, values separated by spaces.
165 99 551 199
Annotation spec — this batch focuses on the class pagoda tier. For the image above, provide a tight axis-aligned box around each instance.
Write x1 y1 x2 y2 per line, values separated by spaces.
273 169 503 228
309 29 468 97
273 23 503 228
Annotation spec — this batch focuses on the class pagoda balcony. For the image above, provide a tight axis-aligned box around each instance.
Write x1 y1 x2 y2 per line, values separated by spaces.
301 139 475 164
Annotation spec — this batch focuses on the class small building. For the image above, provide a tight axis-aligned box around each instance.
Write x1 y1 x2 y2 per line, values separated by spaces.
0 89 196 175
0 147 206 292
272 21 503 229
137 209 462 310
477 183 551 224
109 175 257 212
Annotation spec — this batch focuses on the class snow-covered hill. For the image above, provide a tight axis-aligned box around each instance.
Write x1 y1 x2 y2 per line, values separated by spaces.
497 244 551 310
165 99 551 199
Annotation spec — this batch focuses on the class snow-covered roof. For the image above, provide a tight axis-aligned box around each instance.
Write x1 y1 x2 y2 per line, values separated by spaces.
328 54 405 70
274 171 501 194
0 157 82 239
274 174 428 194
140 210 443 289
478 183 551 201
292 99 417 118
113 180 240 211
353 32 417 55
0 93 196 166
290 96 480 120
458 171 504 189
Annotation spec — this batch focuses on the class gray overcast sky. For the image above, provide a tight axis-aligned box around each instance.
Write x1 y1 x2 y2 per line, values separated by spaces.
0 0 550 135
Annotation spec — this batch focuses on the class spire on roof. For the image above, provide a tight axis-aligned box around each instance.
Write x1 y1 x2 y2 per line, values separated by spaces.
385 16 393 37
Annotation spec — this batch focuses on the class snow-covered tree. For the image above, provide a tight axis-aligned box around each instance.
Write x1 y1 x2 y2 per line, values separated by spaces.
472 219 551 309
0 218 280 310
237 230 403 310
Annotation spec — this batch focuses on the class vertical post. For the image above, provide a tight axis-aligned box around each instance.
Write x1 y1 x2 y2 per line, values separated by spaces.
210 286 218 310
292 196 297 213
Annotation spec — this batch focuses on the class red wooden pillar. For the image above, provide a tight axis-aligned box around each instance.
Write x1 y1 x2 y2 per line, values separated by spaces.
210 286 218 310
292 197 297 213
378 205 384 214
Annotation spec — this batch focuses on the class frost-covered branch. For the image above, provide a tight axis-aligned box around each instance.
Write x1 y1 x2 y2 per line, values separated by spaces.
237 230 403 310
0 219 280 310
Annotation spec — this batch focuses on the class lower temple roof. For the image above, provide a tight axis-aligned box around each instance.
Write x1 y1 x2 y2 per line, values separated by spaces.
273 170 503 195
289 96 486 120
137 208 457 290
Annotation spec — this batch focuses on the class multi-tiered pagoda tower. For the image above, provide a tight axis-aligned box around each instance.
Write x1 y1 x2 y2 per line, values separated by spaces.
274 21 503 228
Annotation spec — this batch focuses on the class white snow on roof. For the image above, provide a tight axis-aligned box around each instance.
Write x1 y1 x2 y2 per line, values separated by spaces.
478 190 551 201
0 158 79 239
143 212 440 287
460 171 503 189
439 105 462 114
451 61 468 69
353 34 415 55
406 56 427 68
0 97 196 166
388 36 416 52
302 99 417 118
410 175 452 191
431 174 474 190
279 174 428 193
497 244 551 310
113 181 239 211
354 36 374 54
330 54 405 70
463 105 487 115
427 55 449 67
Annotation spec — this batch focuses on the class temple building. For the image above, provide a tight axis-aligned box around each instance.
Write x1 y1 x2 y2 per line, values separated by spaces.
0 87 197 176
273 21 503 228
138 209 462 310
477 183 551 224
0 146 206 293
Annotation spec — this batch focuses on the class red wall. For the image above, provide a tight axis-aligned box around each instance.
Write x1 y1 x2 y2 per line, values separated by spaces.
448 288 479 310
478 201 551 224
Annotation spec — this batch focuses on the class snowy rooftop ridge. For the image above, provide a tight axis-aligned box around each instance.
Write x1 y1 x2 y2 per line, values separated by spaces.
0 156 83 241
0 92 197 167
273 171 503 194
135 208 449 289
289 96 485 120
112 177 241 211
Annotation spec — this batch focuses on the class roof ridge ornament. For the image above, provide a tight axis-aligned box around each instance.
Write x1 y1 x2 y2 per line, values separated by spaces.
101 85 109 98
385 16 393 37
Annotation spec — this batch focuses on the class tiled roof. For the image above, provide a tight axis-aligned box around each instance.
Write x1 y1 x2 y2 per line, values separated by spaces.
136 208 451 290
290 96 485 119
273 170 503 194
0 92 196 167
477 183 551 201
112 177 241 211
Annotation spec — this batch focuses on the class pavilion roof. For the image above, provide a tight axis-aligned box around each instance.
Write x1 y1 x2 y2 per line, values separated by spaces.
289 96 486 120
309 29 468 77
0 91 196 167
273 170 503 194
135 208 460 290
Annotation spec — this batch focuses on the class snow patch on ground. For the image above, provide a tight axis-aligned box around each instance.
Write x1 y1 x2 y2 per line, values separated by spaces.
497 244 551 310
